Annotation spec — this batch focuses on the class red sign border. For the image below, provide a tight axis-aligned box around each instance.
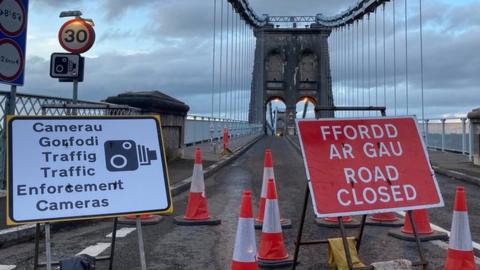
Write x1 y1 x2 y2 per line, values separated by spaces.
58 18 95 54
0 38 23 81
296 116 444 218
0 0 27 37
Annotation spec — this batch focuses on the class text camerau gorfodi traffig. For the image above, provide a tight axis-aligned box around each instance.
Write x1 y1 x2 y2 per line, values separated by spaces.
16 122 125 212
320 123 417 207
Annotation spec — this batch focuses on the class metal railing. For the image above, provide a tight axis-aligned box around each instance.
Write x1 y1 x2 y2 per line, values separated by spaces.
185 115 262 145
418 117 471 158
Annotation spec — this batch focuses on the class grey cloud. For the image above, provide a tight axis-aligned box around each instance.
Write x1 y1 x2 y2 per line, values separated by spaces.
18 0 480 119
102 0 154 20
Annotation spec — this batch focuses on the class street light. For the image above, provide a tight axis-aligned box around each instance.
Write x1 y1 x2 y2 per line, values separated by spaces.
59 10 95 26
59 10 82 18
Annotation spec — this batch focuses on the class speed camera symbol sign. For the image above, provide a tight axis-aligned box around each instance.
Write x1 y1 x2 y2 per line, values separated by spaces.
58 18 95 54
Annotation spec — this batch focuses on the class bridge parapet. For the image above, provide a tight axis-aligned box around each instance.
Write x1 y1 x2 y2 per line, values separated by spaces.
468 108 480 165
105 91 189 161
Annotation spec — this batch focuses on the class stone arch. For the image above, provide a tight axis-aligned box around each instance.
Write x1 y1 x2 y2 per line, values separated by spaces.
296 96 318 106
264 96 287 135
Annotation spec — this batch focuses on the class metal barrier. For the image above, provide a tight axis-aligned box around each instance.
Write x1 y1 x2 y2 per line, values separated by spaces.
418 118 470 157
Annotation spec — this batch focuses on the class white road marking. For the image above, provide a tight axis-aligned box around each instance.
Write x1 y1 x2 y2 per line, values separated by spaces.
396 211 480 265
76 242 111 257
0 265 16 270
106 227 136 238
0 224 36 236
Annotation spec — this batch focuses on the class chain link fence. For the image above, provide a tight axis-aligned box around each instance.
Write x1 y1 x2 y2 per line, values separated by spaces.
0 91 140 189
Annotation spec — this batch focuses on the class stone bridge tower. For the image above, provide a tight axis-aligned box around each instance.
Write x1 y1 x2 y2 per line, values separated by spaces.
249 23 333 135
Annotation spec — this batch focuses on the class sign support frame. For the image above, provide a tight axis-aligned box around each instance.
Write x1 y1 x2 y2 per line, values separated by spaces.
26 106 160 269
291 106 428 270
33 217 120 270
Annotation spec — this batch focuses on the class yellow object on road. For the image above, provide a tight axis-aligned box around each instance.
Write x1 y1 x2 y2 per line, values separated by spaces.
328 237 365 270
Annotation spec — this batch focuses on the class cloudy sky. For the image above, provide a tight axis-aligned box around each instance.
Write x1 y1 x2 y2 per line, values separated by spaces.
4 0 479 119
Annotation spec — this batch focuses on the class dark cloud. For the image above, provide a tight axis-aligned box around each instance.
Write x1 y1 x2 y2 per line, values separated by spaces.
101 0 154 20
19 0 480 119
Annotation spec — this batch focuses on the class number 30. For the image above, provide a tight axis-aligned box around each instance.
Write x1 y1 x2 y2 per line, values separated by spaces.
64 29 87 43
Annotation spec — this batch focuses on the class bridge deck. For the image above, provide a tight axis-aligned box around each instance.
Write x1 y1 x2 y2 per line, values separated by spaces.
0 136 479 269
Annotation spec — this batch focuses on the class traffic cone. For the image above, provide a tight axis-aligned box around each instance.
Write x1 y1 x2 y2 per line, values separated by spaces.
174 148 221 225
222 127 233 155
231 190 259 270
388 209 447 241
118 213 162 225
366 212 404 227
257 179 293 267
255 149 291 229
444 186 475 270
315 216 361 228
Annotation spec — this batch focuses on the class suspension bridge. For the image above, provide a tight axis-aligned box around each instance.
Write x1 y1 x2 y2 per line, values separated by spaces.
0 0 479 269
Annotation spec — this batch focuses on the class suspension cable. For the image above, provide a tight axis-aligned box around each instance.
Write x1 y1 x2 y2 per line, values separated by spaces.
229 7 234 120
219 0 224 121
224 6 230 120
404 0 409 115
367 13 372 115
362 17 365 116
383 3 387 109
375 9 378 110
420 0 425 126
211 0 217 121
233 14 238 121
351 23 355 116
356 20 360 117
393 0 397 115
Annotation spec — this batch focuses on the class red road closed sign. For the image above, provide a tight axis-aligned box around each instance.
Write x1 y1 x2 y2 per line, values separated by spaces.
296 116 443 218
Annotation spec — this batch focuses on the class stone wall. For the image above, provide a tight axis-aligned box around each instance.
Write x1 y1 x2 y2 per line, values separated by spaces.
105 91 189 161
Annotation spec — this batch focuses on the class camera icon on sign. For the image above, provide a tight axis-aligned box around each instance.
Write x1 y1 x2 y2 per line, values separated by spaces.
104 140 158 172
54 56 77 75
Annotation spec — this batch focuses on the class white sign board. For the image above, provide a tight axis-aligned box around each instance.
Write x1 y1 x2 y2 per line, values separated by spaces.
7 116 173 224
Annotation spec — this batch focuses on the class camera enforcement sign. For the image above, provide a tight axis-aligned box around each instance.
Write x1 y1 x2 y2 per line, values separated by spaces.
296 116 444 218
50 53 83 79
6 116 173 224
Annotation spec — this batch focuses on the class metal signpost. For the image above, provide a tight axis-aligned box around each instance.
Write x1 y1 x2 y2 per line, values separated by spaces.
51 11 95 105
7 116 173 270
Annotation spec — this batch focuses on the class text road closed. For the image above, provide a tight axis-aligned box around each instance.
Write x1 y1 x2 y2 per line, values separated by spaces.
296 117 443 218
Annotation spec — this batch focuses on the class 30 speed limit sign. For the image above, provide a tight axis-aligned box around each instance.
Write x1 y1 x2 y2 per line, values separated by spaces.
58 18 95 54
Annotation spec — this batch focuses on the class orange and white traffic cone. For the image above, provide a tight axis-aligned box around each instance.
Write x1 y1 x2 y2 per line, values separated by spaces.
444 186 476 270
222 127 233 155
316 215 361 228
231 190 258 270
119 213 162 225
366 212 404 227
389 209 447 241
174 148 221 225
257 179 293 267
255 149 291 229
